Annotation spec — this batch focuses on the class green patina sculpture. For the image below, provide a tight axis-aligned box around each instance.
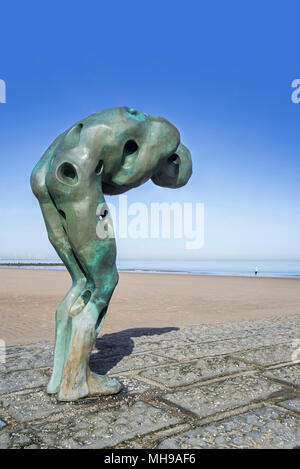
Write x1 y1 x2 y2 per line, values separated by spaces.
31 107 192 401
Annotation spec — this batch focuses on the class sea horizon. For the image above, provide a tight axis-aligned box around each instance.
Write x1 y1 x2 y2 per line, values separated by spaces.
1 259 300 278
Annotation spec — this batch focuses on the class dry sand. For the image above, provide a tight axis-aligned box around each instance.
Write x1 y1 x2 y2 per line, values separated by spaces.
0 268 299 346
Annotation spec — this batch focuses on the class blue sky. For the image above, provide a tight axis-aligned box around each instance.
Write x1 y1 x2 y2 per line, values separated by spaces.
0 0 299 260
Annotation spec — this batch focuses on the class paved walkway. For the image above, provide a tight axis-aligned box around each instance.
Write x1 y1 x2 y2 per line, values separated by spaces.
0 314 299 449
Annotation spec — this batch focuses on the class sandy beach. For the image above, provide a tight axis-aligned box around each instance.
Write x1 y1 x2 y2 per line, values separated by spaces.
0 268 299 346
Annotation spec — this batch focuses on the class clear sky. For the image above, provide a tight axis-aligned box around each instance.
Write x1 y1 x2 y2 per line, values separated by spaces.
0 1 299 261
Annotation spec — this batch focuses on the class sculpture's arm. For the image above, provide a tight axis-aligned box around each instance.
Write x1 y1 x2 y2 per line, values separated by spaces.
42 125 118 322
30 134 86 287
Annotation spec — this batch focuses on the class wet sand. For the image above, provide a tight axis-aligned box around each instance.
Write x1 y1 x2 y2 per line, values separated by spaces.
0 268 299 345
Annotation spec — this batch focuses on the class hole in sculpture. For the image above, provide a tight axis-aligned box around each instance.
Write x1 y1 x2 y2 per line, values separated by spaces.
99 209 108 220
58 162 78 184
95 159 103 175
128 108 138 115
168 153 180 165
62 163 76 179
121 140 138 166
81 290 91 305
124 140 138 156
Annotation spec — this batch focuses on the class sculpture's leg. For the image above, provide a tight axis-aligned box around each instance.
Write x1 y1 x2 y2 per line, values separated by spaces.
37 197 86 394
86 314 121 396
58 302 96 400
31 153 87 394
47 277 85 393
58 274 120 401
86 290 120 395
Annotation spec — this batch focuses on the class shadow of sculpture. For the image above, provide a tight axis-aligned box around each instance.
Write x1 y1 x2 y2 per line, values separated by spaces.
89 326 179 375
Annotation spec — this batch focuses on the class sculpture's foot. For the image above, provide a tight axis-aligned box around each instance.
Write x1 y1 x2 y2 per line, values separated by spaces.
57 381 89 402
55 373 121 401
87 372 122 396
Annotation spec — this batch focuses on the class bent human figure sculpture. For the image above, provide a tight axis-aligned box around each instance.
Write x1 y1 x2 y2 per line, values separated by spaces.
31 107 192 401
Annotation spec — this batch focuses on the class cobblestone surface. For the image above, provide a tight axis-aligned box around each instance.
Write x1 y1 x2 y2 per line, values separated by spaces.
140 356 253 387
90 352 171 375
157 407 300 449
232 344 295 367
163 375 283 418
0 314 299 449
0 391 75 423
151 335 293 362
263 364 300 386
0 344 54 373
0 401 180 449
0 370 48 395
278 398 300 413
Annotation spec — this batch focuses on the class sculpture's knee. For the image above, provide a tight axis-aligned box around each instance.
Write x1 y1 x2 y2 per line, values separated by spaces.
48 231 68 252
97 268 119 302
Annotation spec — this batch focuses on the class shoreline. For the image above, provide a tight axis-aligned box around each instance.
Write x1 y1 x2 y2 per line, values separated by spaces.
0 265 300 279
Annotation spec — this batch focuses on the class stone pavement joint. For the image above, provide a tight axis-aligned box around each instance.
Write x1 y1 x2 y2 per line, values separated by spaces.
0 314 299 449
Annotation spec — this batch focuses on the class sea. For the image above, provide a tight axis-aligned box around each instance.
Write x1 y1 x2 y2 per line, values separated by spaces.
0 259 300 278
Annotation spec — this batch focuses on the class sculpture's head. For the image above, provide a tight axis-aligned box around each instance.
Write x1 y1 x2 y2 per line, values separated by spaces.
49 106 192 196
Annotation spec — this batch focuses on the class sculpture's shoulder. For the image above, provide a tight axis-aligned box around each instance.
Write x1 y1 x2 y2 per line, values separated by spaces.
30 132 65 199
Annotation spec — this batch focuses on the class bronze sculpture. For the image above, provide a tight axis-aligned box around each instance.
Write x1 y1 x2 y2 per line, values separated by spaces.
31 107 192 401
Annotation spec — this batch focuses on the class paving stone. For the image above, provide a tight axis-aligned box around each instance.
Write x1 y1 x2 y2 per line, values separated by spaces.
127 328 267 348
241 333 295 348
183 316 299 341
140 356 253 387
93 318 299 357
0 390 74 423
164 375 282 418
0 343 53 372
232 344 296 367
278 398 300 413
93 338 190 358
96 330 273 355
116 375 153 394
95 327 190 356
263 364 300 386
0 432 11 449
0 370 48 395
5 346 36 359
157 407 300 449
0 376 153 424
13 401 181 449
193 330 296 345
0 427 46 449
90 352 171 375
150 333 293 362
154 331 292 350
150 339 243 361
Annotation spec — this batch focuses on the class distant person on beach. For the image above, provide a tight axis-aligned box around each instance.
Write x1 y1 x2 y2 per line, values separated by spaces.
254 266 258 276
